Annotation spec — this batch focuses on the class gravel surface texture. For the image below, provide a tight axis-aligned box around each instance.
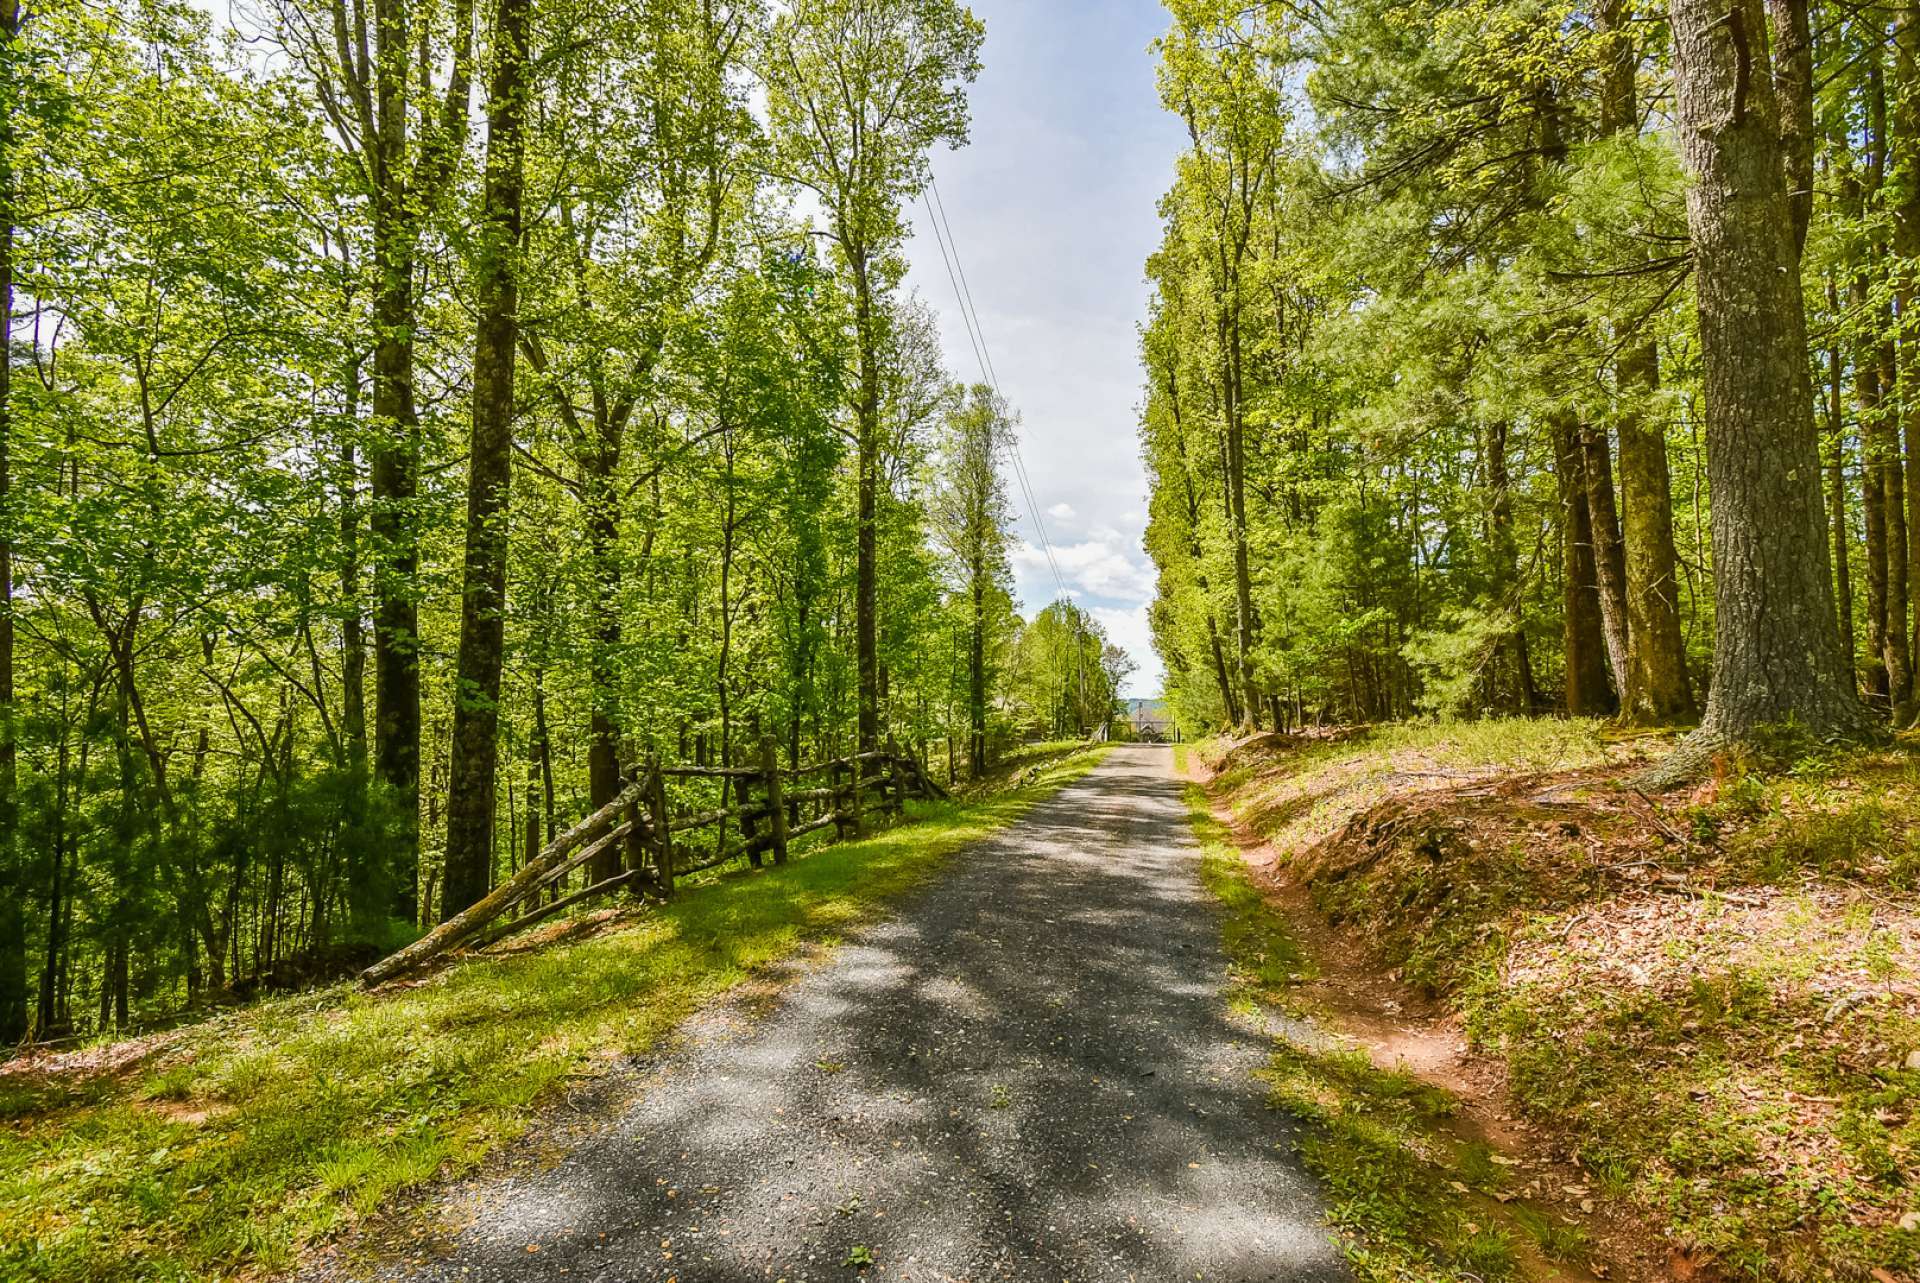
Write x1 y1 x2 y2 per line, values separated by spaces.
310 744 1347 1282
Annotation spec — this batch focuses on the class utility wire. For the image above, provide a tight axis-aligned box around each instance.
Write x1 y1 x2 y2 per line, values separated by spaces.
922 174 1097 728
921 178 1069 609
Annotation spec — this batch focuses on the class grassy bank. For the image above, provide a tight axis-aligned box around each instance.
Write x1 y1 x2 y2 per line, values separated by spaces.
0 745 1109 1283
1189 787 1587 1282
1193 721 1920 1281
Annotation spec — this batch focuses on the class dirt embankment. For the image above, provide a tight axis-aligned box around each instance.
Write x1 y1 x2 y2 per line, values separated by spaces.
1192 724 1920 1283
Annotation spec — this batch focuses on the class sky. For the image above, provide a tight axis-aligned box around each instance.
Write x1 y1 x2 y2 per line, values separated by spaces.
901 0 1186 697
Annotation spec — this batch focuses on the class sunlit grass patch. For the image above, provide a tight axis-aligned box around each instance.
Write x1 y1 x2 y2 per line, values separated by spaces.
1184 785 1535 1282
1198 719 1616 873
0 745 1110 1283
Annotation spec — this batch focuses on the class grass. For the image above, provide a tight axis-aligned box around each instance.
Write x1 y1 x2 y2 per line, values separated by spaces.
1204 717 1613 799
1464 906 1920 1280
0 745 1110 1283
1185 786 1537 1283
1199 720 1618 900
1199 725 1920 1282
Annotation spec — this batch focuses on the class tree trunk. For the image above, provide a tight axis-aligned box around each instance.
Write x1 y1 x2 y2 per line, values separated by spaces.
1581 426 1631 691
1175 403 1242 728
1224 341 1262 731
584 461 624 879
854 256 881 755
1615 342 1698 722
1825 318 1856 664
1484 418 1537 714
1554 417 1614 715
369 0 421 926
443 0 531 919
1855 273 1891 707
0 0 22 1045
1599 2 1697 725
1766 0 1814 257
1894 10 1920 716
1881 341 1912 709
1664 0 1870 752
339 428 367 767
968 575 987 780
337 369 378 932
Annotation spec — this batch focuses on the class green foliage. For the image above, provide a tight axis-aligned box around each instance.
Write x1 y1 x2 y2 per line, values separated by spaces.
1138 0 1727 736
0 0 1104 1048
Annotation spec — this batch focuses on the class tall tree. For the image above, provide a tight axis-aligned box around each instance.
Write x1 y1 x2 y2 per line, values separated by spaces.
1600 0 1696 724
270 0 476 923
0 0 23 1044
1158 2 1288 731
443 0 532 918
1663 0 1869 752
760 0 983 754
931 385 1013 780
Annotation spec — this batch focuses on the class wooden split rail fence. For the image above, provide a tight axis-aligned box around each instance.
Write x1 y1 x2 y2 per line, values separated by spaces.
361 736 951 986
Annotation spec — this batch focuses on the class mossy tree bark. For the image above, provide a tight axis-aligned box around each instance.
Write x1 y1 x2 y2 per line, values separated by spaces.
443 0 532 918
1600 1 1697 724
1555 415 1616 716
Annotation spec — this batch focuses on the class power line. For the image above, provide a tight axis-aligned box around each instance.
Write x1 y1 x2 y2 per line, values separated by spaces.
929 180 1001 389
921 175 1099 730
921 177 1070 612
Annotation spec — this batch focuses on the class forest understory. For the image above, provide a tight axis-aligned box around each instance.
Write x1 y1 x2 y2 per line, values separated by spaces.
1186 722 1920 1283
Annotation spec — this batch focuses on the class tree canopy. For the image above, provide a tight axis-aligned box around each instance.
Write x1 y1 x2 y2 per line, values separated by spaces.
1140 0 1880 761
0 0 1130 1044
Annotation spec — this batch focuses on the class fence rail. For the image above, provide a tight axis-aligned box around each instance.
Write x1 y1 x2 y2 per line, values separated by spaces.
359 734 951 986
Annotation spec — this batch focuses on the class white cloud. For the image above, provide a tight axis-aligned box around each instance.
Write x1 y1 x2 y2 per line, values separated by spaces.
1046 501 1077 520
1011 538 1156 606
1091 605 1162 697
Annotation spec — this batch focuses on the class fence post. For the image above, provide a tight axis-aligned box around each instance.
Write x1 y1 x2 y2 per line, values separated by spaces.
850 752 866 839
830 759 848 840
886 733 906 821
761 734 788 865
623 771 647 896
739 767 764 869
649 763 674 898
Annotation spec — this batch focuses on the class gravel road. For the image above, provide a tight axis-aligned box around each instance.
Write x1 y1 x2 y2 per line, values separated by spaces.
320 744 1347 1283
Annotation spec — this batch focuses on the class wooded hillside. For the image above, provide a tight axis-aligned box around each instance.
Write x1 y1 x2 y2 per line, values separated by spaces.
0 0 1133 1046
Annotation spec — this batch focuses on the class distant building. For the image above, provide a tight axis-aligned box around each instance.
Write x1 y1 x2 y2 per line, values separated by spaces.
1119 698 1179 743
